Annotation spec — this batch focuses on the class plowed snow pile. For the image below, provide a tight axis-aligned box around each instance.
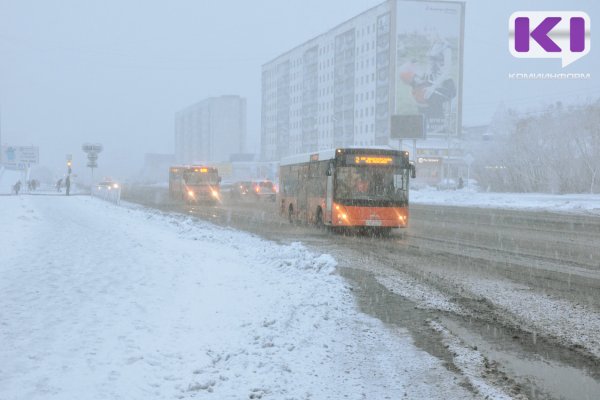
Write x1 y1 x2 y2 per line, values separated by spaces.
0 196 479 399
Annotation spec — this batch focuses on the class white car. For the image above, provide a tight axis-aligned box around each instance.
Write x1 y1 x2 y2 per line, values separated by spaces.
251 180 276 201
97 180 119 190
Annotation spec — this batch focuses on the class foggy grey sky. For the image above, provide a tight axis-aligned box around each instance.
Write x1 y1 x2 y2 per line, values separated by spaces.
1 0 598 179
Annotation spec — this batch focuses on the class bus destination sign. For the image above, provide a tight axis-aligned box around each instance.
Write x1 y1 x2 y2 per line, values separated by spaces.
351 155 395 165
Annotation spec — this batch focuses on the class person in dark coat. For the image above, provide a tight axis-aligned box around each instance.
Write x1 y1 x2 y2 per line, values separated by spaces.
65 175 71 196
13 180 21 195
56 178 63 192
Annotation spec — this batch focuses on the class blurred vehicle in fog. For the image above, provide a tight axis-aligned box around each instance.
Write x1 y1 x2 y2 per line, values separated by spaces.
230 181 253 199
251 180 276 201
169 166 221 204
92 179 121 204
97 180 120 190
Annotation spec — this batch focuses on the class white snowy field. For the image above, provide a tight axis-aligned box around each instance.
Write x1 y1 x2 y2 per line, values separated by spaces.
411 187 600 215
0 196 479 400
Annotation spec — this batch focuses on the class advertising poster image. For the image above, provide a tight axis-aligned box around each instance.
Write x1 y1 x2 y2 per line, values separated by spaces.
396 1 463 136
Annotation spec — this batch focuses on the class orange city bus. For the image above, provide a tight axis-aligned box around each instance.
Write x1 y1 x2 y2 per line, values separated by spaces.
279 148 415 234
169 165 221 204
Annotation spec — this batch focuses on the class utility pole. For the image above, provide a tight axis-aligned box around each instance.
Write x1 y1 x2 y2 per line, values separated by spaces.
66 156 72 196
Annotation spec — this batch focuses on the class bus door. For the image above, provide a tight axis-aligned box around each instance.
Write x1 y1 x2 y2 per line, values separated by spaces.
326 160 334 222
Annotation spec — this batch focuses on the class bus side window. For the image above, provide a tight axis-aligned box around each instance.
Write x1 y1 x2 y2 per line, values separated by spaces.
301 165 309 180
326 160 334 176
319 161 327 194
309 161 316 179
282 166 294 195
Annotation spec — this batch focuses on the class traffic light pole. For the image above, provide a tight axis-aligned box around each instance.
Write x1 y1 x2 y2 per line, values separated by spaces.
66 159 72 196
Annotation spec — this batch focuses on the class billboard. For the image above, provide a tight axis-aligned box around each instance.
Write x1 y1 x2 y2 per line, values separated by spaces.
390 114 425 139
1 145 39 170
395 0 464 137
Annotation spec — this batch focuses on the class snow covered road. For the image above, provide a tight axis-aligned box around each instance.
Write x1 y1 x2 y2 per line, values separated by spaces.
0 196 479 399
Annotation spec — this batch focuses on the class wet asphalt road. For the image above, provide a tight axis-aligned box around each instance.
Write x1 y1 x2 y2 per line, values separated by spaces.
122 186 600 400
125 186 600 305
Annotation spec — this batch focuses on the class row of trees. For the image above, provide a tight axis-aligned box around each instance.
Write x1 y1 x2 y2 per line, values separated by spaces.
471 100 600 193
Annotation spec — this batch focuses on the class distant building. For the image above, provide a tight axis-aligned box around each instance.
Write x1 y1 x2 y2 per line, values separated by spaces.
229 153 256 162
175 95 246 164
261 0 465 162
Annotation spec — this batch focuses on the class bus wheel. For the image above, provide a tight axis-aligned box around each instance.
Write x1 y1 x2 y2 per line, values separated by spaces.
288 205 294 224
379 227 392 237
315 207 324 229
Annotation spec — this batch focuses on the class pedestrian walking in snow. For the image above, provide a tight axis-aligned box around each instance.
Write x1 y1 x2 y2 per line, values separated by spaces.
65 175 71 196
13 180 21 195
56 179 63 193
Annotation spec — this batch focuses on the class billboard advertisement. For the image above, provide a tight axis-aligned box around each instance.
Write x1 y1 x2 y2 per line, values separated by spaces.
1 145 39 170
395 0 464 137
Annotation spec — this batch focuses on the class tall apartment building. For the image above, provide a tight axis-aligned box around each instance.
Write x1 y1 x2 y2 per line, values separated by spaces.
261 0 464 162
175 95 247 164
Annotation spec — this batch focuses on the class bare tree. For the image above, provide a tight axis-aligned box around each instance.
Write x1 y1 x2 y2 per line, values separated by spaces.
473 99 600 193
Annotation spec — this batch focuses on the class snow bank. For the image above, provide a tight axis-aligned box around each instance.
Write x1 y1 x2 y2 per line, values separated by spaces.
412 188 600 215
0 196 475 399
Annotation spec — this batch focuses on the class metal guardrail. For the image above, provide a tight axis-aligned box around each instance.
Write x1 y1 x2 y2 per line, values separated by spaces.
91 184 121 205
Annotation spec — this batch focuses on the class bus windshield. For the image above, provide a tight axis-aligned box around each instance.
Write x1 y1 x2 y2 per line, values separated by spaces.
335 166 409 204
184 171 219 185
